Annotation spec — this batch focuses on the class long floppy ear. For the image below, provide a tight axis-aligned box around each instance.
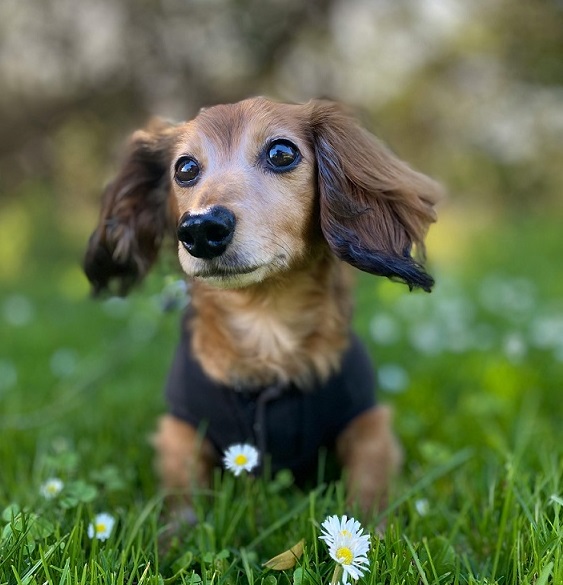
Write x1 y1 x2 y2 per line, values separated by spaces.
84 119 178 295
308 101 443 292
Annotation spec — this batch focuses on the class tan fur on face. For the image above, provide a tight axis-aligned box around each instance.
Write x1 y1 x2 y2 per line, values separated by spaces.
173 99 322 290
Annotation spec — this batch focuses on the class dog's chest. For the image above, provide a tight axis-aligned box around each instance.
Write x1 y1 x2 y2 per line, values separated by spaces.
229 307 299 361
190 265 351 389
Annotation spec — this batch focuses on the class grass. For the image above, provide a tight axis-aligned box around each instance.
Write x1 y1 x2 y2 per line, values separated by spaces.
1 212 563 584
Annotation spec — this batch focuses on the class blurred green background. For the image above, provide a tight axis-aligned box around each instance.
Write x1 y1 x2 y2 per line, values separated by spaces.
1 0 562 490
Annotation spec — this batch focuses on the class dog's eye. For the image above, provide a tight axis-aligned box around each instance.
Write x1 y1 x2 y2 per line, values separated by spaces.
174 156 200 185
266 139 300 171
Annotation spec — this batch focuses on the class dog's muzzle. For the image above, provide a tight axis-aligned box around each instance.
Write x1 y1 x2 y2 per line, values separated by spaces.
177 206 236 259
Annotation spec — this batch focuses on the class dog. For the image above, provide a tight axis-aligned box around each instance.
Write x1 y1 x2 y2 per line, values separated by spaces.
84 97 442 521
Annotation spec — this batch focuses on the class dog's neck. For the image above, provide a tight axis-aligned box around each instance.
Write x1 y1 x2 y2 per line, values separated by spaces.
188 253 354 390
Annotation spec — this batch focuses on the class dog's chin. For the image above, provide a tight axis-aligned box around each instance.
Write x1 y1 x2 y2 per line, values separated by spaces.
196 265 271 289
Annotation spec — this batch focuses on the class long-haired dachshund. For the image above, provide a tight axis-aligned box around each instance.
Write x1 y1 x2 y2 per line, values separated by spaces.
84 97 442 521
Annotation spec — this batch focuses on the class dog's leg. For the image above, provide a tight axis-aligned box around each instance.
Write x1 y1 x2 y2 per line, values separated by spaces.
152 414 216 527
336 405 402 522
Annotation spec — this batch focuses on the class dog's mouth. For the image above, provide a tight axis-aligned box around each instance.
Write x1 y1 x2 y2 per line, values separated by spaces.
186 253 290 289
186 256 272 288
178 245 289 288
192 263 265 279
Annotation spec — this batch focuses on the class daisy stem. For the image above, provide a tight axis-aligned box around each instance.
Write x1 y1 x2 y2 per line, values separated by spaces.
330 564 343 585
244 474 255 534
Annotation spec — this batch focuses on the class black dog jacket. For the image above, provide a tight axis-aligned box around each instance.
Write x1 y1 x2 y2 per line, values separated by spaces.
164 319 377 481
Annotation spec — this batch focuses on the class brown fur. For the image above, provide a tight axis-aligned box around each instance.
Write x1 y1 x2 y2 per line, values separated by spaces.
84 97 442 520
153 415 216 493
336 406 403 516
189 254 352 389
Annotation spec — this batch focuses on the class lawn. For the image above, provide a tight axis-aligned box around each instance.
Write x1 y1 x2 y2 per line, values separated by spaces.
1 210 562 584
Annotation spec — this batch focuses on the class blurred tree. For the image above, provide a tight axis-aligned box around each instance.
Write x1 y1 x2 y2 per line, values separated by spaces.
491 0 563 85
0 0 561 223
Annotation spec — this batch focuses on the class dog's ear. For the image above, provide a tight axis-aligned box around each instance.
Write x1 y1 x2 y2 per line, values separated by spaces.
308 101 443 292
84 119 178 295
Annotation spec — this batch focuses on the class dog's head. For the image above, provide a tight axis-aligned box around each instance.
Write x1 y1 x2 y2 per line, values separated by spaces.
84 98 442 294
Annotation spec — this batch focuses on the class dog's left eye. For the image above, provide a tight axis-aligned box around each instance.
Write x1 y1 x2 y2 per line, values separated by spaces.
266 139 300 171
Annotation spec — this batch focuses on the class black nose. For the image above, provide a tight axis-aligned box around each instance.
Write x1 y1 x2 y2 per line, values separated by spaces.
177 206 236 259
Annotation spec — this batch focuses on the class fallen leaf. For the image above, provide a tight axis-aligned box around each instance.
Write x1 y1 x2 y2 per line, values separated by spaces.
263 539 305 570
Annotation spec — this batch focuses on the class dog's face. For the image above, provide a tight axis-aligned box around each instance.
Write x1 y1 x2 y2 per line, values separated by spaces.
170 100 320 288
84 97 442 295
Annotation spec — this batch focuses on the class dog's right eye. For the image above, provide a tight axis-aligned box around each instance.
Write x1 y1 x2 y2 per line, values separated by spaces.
174 156 200 186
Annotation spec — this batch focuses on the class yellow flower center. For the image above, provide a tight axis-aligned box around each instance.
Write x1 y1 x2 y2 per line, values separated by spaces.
234 454 248 466
96 523 107 534
336 546 354 565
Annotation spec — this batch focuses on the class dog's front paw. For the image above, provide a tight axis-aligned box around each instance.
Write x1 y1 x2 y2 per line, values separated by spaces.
158 503 199 552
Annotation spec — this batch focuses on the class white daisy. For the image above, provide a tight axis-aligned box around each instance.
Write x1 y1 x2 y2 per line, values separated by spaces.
87 512 115 541
40 478 64 499
223 443 259 476
319 515 371 584
415 498 430 516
